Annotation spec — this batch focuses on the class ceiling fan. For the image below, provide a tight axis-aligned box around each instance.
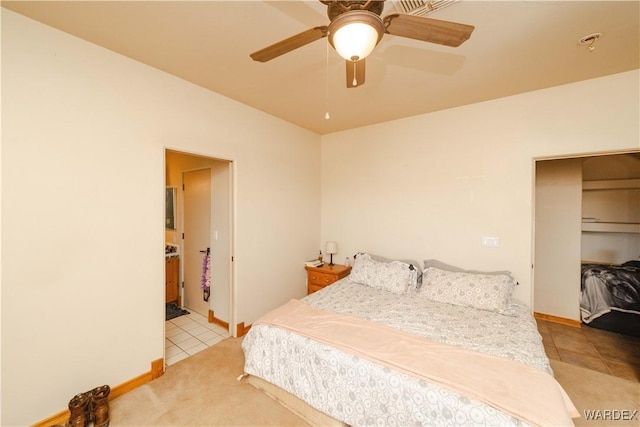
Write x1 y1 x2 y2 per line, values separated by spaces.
250 0 474 88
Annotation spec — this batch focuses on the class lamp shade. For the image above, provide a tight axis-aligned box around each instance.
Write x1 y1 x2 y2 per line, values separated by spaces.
325 241 338 255
328 11 384 62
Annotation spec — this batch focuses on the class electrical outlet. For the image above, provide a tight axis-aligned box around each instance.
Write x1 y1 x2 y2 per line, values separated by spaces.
481 236 500 247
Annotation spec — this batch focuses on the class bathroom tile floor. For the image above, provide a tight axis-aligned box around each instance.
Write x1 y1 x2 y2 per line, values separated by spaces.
165 308 230 366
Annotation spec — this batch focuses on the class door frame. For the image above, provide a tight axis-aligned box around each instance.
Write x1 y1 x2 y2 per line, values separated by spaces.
530 148 640 317
164 149 236 339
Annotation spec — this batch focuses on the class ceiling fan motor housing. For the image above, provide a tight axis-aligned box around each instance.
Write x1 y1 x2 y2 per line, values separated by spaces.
323 0 386 21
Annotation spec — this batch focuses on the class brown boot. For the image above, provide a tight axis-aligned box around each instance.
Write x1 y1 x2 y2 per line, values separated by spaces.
91 385 111 427
66 392 90 427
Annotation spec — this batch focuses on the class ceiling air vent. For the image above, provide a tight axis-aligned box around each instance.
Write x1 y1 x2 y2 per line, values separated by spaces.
391 0 460 16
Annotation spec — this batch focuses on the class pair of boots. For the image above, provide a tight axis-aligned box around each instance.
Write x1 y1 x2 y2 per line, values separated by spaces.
67 385 110 427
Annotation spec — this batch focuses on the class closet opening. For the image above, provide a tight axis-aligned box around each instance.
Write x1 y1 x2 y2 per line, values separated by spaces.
532 150 640 337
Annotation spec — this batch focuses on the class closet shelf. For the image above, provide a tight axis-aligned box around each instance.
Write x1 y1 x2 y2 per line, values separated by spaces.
582 222 640 233
582 178 640 190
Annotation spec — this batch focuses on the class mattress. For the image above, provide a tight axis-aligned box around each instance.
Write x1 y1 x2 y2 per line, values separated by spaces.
242 278 556 426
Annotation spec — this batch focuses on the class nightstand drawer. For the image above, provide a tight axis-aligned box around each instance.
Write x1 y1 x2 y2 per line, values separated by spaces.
307 283 326 294
305 263 351 295
308 271 337 287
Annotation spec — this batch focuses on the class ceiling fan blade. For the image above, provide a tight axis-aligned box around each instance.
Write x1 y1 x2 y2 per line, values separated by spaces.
250 26 328 62
346 59 366 88
383 13 474 47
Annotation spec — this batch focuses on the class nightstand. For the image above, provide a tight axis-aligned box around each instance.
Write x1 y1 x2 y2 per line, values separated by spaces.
305 263 351 295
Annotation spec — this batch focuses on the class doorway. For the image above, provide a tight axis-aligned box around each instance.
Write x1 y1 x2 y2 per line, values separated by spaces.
532 151 640 321
164 149 234 364
533 151 640 381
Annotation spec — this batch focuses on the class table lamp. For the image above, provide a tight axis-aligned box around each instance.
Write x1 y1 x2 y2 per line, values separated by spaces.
325 241 338 266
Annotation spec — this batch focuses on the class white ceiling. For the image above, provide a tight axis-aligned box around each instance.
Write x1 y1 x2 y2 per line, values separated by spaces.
3 0 639 135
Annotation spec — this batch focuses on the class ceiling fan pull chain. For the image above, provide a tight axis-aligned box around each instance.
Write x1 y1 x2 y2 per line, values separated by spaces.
325 40 331 120
352 61 358 87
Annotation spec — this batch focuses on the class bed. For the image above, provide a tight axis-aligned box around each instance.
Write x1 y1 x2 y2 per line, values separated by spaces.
242 254 578 426
580 260 640 337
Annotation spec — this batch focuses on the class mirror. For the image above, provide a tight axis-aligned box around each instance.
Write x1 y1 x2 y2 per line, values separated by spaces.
165 187 177 230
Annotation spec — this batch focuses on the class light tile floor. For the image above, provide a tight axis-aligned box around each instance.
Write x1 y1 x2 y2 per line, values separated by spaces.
536 318 640 383
165 308 230 366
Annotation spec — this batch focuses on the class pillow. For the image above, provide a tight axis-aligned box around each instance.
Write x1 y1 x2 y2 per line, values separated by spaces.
419 267 516 314
350 253 413 294
355 253 422 290
423 259 514 279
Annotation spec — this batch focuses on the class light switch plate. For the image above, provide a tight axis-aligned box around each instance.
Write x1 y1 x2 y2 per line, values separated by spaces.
481 236 500 247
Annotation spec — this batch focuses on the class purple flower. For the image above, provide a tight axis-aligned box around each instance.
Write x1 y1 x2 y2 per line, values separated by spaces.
201 253 211 290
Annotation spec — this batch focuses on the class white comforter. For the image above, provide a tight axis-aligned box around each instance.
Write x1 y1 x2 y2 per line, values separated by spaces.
242 278 552 426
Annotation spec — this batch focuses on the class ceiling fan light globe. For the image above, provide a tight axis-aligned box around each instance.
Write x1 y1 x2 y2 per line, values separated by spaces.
333 22 379 61
328 10 384 62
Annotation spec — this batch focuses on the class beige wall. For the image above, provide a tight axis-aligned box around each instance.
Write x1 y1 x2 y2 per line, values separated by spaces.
320 70 639 306
1 10 320 425
582 232 640 265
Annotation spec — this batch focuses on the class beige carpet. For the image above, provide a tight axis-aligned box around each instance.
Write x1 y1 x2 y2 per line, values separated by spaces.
109 338 308 426
110 338 639 426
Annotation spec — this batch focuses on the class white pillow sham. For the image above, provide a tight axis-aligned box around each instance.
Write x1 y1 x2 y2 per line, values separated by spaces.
350 253 413 294
423 259 514 279
419 267 516 314
362 253 422 290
